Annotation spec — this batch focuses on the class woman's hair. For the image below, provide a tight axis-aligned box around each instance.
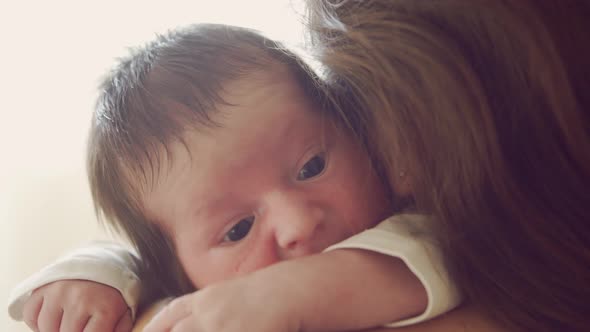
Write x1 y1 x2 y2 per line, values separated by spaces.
305 1 590 331
87 24 328 305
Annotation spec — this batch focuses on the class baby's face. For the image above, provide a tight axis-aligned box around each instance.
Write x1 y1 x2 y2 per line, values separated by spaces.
143 69 392 288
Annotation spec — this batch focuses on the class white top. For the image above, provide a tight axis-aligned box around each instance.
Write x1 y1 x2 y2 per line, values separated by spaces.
7 214 460 327
325 214 460 327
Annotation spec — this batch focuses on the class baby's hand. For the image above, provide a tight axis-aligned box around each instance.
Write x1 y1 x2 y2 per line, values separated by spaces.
22 280 132 332
143 274 299 332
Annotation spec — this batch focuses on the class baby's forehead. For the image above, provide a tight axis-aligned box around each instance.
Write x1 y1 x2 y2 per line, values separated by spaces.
134 61 324 200
218 62 300 100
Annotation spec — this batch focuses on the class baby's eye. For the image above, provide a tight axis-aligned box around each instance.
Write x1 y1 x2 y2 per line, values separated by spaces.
223 216 255 242
297 153 326 181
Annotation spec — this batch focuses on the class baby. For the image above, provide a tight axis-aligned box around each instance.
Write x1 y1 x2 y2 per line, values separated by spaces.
9 24 459 332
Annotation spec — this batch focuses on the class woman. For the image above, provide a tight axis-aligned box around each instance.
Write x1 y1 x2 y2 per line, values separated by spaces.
305 0 590 331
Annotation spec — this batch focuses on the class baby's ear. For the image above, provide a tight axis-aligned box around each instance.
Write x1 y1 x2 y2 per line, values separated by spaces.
132 298 173 332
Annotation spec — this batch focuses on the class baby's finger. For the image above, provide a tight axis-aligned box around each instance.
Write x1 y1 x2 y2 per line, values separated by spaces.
81 314 115 332
114 309 133 332
22 293 44 331
144 297 191 332
58 309 90 332
37 301 63 332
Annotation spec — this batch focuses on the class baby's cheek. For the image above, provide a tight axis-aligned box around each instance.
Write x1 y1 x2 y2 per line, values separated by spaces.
185 236 282 286
180 248 237 287
233 241 280 276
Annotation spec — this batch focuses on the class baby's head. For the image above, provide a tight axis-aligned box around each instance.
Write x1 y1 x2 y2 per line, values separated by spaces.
88 24 393 297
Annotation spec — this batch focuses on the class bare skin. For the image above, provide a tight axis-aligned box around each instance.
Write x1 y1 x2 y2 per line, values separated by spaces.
366 306 508 332
134 302 508 332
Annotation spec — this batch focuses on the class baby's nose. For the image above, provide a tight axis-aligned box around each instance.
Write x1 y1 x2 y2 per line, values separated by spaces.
276 207 323 251
266 192 325 258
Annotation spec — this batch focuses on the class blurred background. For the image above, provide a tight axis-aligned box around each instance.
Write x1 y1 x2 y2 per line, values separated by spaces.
0 1 301 330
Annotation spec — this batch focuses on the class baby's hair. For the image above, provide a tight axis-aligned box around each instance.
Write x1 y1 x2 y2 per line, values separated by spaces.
87 24 329 301
306 1 590 331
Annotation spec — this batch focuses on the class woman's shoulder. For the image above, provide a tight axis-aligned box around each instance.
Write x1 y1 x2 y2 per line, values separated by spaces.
131 301 510 332
372 305 510 332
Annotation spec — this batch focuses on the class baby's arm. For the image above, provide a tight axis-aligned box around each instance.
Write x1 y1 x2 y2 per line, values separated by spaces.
264 248 430 330
8 242 142 332
144 249 425 332
144 214 459 332
322 213 461 328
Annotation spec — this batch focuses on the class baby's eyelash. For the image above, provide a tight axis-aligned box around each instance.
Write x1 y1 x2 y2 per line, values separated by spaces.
223 215 255 243
297 152 327 181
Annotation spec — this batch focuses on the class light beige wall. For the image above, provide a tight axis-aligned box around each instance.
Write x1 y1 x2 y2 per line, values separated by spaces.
0 1 301 331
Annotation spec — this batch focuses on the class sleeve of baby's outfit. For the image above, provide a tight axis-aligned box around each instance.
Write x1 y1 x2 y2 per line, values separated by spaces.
7 241 142 321
323 213 461 327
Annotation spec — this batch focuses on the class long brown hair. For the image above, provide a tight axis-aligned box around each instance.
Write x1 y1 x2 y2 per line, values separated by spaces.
306 1 590 331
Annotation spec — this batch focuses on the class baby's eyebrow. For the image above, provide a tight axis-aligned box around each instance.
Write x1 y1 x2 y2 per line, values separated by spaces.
191 194 235 220
179 195 233 241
